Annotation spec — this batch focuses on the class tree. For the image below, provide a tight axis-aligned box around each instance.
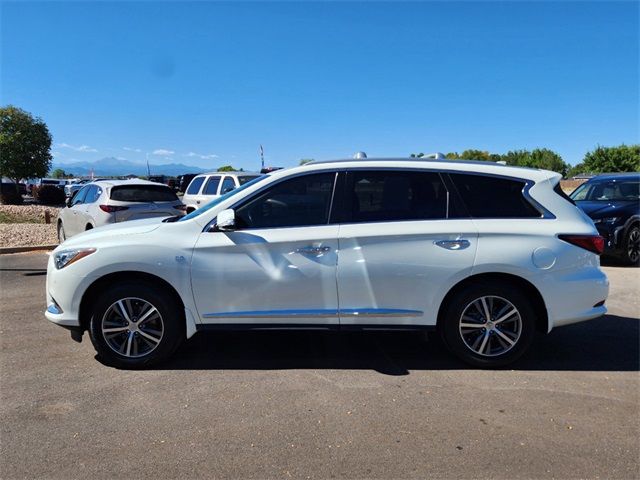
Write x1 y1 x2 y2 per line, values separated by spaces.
299 159 314 165
459 150 492 161
51 168 67 179
0 105 52 191
501 148 568 175
577 145 640 175
217 165 236 172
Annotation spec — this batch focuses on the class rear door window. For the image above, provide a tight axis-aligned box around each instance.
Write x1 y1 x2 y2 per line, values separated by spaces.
203 176 221 195
84 185 103 204
186 176 205 195
71 185 89 206
110 185 178 202
345 170 448 223
449 173 541 218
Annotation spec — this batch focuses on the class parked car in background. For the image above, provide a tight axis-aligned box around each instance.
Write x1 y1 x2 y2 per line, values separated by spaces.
65 178 107 198
36 178 68 190
570 172 640 265
182 171 262 212
1 178 26 195
46 157 608 368
57 179 185 241
177 174 198 193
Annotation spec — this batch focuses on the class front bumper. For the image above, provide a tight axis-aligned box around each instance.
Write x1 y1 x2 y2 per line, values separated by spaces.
45 253 90 328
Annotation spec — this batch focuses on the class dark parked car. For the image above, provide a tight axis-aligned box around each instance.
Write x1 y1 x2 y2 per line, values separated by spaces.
570 173 640 265
177 173 198 193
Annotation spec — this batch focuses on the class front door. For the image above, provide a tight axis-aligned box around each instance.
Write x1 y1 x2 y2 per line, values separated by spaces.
191 171 340 325
336 169 478 327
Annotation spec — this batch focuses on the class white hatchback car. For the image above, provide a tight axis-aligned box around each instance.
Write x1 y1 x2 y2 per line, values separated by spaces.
57 179 185 241
46 158 609 368
182 171 262 213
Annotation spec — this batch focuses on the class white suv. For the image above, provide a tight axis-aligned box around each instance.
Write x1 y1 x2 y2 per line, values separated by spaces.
182 171 261 213
45 158 609 368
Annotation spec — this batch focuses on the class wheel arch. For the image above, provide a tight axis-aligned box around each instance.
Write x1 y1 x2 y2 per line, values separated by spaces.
436 272 549 334
78 271 186 331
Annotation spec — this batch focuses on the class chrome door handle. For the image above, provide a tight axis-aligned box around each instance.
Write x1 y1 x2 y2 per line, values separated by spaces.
435 239 471 250
296 246 331 255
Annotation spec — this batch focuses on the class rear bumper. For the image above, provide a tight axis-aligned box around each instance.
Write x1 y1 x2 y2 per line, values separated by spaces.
538 266 609 331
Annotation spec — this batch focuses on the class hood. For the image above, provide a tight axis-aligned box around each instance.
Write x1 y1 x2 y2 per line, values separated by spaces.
575 200 630 218
56 217 164 250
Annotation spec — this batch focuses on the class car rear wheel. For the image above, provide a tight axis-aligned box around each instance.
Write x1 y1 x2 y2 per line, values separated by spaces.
440 281 536 367
88 281 184 368
623 225 640 266
57 221 66 243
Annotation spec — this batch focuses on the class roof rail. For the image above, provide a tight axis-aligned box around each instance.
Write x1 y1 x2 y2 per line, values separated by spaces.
421 152 446 160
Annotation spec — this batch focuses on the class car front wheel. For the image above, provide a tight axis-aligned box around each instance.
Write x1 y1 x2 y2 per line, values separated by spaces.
88 281 184 368
623 225 640 266
441 281 536 367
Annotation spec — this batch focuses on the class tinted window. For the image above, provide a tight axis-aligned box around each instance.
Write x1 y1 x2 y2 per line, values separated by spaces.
347 171 448 222
186 176 205 195
203 176 221 195
71 185 89 206
110 185 178 202
238 175 260 185
236 173 335 229
85 185 102 204
220 177 236 194
570 179 640 202
449 173 540 218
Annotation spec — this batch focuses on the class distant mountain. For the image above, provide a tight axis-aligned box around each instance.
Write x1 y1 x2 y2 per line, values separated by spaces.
52 157 210 177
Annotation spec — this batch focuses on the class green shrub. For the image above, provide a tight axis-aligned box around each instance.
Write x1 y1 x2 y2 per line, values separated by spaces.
32 185 65 205
0 187 23 205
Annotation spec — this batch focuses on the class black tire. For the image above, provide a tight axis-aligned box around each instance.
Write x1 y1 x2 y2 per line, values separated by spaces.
88 281 184 368
85 224 93 231
440 281 536 368
622 225 640 266
57 221 66 243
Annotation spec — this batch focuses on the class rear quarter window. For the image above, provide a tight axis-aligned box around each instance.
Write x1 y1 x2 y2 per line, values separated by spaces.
449 173 541 218
186 176 205 195
110 185 178 202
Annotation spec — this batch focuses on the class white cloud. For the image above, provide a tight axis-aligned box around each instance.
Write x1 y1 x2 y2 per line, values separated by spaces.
123 147 142 153
186 151 219 160
153 149 175 156
56 143 98 153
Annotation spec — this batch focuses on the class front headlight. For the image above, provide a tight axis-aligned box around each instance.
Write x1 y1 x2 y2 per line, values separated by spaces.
593 217 620 225
54 248 96 269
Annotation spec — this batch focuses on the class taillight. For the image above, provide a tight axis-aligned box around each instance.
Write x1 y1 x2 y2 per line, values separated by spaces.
558 234 605 255
174 204 187 211
99 205 129 213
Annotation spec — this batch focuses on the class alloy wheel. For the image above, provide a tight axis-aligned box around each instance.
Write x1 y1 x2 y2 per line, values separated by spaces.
458 295 522 357
101 297 164 358
628 228 640 264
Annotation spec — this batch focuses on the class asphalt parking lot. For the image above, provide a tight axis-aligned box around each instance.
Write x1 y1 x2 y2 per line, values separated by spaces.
1 253 638 479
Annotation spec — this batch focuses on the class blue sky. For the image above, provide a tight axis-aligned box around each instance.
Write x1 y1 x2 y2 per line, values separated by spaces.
1 1 638 171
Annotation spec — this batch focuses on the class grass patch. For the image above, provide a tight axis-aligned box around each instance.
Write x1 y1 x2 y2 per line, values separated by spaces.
0 211 46 224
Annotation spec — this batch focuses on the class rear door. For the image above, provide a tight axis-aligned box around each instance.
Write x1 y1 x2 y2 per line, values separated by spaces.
336 169 478 327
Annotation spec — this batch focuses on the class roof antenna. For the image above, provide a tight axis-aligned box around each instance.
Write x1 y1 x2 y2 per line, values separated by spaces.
353 151 367 159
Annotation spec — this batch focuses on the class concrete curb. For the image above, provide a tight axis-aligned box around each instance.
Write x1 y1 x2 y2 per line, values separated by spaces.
0 245 58 255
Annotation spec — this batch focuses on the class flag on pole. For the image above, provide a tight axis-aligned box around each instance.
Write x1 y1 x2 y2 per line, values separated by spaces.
260 144 265 170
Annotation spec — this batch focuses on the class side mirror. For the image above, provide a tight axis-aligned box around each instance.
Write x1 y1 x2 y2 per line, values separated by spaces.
214 208 235 231
65 197 71 207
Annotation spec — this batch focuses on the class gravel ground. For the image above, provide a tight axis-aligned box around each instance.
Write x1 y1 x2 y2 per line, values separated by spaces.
0 223 58 247
0 205 61 247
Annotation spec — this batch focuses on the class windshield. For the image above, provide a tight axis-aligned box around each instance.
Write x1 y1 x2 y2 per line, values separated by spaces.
570 179 640 202
178 175 267 221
